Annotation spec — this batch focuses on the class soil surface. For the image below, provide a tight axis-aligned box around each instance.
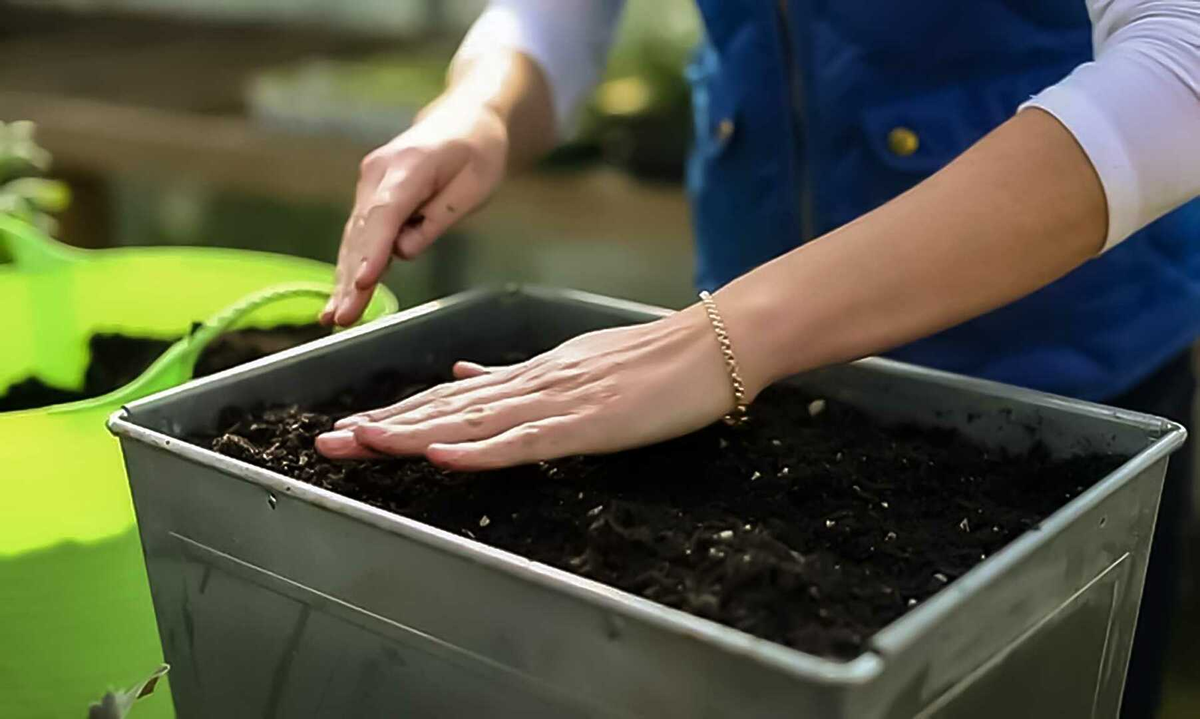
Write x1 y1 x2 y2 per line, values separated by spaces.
200 371 1128 659
0 325 328 412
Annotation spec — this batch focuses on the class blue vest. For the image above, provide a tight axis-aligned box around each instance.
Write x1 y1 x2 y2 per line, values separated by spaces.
686 0 1200 401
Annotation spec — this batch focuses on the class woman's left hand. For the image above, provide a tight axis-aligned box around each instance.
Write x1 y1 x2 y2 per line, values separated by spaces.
315 307 738 471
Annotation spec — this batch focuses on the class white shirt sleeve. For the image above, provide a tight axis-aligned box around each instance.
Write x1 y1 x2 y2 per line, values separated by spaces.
1023 0 1200 250
452 0 626 139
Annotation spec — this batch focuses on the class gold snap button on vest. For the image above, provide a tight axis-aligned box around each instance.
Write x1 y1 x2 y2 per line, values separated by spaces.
715 118 735 142
887 127 920 157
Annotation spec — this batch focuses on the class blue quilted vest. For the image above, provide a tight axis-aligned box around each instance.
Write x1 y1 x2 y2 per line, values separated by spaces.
686 0 1200 401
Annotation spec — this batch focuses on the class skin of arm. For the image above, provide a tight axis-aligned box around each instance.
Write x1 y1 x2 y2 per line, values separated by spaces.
717 107 1107 396
316 106 1110 470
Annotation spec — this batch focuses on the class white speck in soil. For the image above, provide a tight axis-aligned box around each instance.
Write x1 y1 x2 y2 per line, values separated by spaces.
908 598 918 607
885 531 897 542
743 524 753 531
881 501 890 509
934 573 948 583
807 399 826 417
959 518 971 532
577 492 584 500
719 438 729 450
835 451 843 461
771 439 782 447
992 525 1001 533
825 519 836 529
463 530 476 539
479 515 491 527
750 471 762 481
716 530 734 540
709 547 726 560
587 504 604 518
780 467 790 476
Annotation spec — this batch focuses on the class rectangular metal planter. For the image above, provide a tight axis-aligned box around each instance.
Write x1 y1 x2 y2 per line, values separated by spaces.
109 287 1185 719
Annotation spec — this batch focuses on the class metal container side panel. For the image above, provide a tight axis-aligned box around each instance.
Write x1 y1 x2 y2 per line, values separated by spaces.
119 438 881 719
862 456 1169 718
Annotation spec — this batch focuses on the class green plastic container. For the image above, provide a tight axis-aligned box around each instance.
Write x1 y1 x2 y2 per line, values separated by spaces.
0 216 397 718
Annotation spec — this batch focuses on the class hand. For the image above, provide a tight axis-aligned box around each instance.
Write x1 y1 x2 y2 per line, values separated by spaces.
321 100 509 326
315 308 740 471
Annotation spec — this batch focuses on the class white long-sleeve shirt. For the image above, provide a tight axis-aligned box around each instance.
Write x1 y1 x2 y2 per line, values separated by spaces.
454 0 1200 250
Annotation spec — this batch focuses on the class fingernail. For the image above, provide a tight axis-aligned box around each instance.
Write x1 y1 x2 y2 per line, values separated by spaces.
425 444 457 467
315 430 355 456
335 415 366 429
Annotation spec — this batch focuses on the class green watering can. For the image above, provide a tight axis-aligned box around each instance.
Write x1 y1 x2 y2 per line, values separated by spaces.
0 216 397 718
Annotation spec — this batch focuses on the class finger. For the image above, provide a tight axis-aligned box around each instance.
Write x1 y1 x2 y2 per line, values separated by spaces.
453 361 491 380
355 163 437 285
322 237 353 326
315 429 389 460
333 284 376 328
344 370 528 430
350 393 562 456
394 170 483 259
333 358 533 428
320 295 338 326
336 166 434 325
426 416 577 472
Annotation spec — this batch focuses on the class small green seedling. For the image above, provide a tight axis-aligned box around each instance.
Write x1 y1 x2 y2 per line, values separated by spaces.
0 120 71 238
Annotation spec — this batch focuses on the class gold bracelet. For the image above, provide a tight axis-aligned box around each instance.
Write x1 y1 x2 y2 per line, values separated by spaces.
698 291 749 426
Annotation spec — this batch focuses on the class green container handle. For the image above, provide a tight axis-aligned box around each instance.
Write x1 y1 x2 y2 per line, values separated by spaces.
93 282 335 409
0 214 83 270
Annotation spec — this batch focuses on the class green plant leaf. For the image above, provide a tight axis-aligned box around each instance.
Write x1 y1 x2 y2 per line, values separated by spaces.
3 177 72 212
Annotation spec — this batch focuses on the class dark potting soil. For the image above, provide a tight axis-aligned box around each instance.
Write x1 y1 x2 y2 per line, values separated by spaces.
200 371 1128 660
0 325 329 413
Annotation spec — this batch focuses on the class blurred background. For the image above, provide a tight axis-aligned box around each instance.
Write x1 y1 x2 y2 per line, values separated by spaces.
0 0 701 309
1 1 1196 716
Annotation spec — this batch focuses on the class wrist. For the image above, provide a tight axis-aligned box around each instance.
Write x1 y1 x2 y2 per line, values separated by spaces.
708 276 816 400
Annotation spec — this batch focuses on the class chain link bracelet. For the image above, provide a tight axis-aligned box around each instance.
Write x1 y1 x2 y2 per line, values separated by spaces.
698 291 749 426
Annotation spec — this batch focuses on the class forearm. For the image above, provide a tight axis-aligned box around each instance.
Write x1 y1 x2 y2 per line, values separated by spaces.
717 108 1107 396
417 50 557 173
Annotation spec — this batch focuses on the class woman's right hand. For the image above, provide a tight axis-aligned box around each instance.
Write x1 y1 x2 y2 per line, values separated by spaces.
321 99 509 326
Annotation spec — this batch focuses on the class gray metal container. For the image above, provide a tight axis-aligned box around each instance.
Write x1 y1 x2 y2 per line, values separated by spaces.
109 287 1185 719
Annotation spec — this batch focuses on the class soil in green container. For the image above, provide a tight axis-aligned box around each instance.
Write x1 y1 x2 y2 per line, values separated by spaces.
0 325 328 413
198 370 1129 660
